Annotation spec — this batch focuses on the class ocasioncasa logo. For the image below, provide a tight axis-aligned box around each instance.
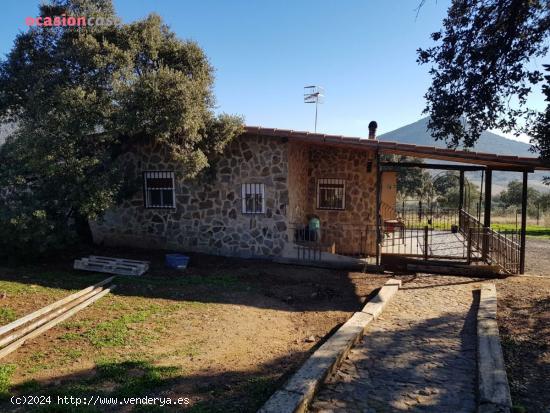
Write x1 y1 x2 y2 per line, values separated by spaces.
25 14 121 27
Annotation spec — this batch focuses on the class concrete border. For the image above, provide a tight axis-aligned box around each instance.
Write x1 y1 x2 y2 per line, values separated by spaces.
477 283 512 413
258 278 401 413
273 256 382 272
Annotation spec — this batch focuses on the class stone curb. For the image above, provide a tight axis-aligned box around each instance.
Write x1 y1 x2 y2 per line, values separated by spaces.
273 256 382 272
258 278 402 413
477 283 512 413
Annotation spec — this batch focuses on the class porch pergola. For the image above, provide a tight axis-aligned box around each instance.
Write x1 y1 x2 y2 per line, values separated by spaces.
245 126 550 274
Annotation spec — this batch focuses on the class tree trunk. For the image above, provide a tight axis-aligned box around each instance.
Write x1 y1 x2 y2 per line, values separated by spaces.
74 212 93 245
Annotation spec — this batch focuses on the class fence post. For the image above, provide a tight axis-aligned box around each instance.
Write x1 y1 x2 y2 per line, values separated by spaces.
467 228 473 265
482 226 489 261
424 225 429 261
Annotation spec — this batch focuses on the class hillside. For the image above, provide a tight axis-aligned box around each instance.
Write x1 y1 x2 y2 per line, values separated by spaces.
379 117 548 193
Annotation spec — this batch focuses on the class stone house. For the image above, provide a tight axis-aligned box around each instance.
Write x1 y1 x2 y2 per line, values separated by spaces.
91 124 548 273
91 125 391 260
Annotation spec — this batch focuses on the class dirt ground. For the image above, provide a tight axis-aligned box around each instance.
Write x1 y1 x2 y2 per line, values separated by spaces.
495 238 550 413
0 247 388 412
523 238 550 277
0 240 548 412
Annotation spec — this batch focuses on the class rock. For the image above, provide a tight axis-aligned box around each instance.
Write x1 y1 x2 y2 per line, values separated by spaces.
305 335 316 343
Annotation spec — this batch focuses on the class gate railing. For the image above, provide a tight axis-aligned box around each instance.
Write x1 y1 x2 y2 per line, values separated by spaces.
289 222 378 258
459 210 520 274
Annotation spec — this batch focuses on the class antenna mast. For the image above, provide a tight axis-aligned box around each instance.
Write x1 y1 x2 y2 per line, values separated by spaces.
304 86 324 132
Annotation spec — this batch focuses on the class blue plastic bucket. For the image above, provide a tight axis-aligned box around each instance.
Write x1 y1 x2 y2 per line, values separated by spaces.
165 254 189 270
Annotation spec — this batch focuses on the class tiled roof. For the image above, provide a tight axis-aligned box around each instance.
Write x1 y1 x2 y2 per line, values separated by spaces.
244 126 550 171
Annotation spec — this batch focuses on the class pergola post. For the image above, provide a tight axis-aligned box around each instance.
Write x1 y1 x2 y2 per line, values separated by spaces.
375 150 382 266
459 171 465 229
482 168 492 259
519 170 528 274
459 171 465 210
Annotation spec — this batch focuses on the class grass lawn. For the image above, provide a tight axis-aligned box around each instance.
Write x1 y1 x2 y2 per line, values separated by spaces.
0 248 386 412
490 223 550 239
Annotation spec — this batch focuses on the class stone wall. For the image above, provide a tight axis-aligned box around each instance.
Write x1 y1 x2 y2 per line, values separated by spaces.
301 145 378 255
91 135 290 258
91 134 384 259
287 141 310 225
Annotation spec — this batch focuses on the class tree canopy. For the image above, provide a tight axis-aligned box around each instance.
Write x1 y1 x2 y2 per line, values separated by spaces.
0 0 243 257
418 0 550 161
497 180 541 209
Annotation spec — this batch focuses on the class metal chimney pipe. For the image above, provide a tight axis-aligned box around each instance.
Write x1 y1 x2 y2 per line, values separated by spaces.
368 121 378 140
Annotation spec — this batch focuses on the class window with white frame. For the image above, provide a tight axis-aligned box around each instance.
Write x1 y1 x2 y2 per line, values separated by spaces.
143 171 176 209
241 183 265 214
317 178 346 210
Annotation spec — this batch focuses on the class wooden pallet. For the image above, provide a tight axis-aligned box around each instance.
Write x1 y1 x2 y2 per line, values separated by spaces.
74 256 149 276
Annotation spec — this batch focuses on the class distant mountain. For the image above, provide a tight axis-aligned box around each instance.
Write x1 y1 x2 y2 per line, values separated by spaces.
379 117 548 193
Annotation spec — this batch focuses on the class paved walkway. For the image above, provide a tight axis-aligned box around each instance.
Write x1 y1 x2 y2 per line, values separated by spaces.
309 275 480 413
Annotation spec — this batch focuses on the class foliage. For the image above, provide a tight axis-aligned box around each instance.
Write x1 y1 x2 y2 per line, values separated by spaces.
381 154 433 200
384 155 481 209
496 180 540 209
538 192 550 212
0 0 243 258
432 171 480 210
530 65 550 167
418 0 550 156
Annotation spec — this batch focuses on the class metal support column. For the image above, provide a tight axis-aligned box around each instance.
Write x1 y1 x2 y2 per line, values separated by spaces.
519 171 528 274
375 150 382 266
459 170 465 228
482 168 492 260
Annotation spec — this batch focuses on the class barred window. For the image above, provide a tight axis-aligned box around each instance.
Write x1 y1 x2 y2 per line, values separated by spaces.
143 171 175 209
317 178 345 210
241 183 265 214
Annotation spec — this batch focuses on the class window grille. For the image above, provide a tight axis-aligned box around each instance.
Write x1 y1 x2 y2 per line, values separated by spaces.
241 183 265 214
143 171 176 209
317 178 345 210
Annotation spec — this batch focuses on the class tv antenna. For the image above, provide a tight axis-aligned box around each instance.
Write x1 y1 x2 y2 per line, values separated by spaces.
304 85 324 132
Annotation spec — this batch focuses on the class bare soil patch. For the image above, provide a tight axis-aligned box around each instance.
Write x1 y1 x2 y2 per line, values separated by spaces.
495 274 550 413
524 238 550 277
493 238 550 412
0 247 388 412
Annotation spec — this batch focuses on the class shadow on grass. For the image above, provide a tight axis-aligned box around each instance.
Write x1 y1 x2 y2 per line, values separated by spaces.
0 245 384 313
0 351 310 413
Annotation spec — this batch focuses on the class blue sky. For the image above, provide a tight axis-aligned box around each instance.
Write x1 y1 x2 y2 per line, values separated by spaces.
1 1 546 141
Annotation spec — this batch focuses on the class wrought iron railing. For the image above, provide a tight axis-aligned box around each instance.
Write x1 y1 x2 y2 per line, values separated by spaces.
289 222 378 258
459 210 520 274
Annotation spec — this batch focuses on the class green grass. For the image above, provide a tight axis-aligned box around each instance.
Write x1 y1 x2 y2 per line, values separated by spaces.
491 223 550 239
243 376 277 403
5 358 182 412
0 307 17 324
0 364 16 399
83 305 163 348
73 301 187 348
